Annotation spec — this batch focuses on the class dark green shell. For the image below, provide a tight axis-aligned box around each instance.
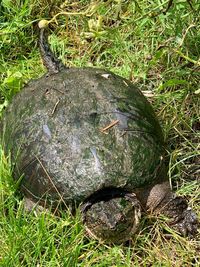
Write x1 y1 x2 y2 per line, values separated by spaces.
1 67 166 207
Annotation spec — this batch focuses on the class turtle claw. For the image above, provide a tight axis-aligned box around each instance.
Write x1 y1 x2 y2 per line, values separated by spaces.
171 208 198 236
159 195 199 236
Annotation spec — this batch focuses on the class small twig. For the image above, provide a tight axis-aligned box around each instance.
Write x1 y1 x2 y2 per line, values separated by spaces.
142 91 155 98
100 120 119 134
123 80 129 87
53 86 65 94
35 155 68 209
51 99 60 115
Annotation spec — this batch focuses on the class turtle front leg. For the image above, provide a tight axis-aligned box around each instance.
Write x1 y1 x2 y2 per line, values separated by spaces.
143 181 199 236
158 195 198 236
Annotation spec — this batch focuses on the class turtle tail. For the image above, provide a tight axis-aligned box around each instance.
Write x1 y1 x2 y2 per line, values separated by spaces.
39 27 67 74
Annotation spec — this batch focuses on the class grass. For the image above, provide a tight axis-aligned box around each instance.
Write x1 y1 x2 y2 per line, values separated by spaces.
0 0 200 266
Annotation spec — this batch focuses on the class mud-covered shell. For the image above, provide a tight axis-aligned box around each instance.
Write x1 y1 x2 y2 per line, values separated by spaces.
1 67 166 207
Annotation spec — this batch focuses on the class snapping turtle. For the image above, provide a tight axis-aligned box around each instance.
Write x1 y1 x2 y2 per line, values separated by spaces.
0 25 198 243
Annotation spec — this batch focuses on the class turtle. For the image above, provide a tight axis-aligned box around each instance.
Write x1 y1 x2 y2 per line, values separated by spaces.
0 24 198 244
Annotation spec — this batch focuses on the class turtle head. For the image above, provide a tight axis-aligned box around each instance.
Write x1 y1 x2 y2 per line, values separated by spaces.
81 188 141 244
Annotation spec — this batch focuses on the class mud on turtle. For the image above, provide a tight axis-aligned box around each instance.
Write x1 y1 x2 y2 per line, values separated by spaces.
0 25 198 243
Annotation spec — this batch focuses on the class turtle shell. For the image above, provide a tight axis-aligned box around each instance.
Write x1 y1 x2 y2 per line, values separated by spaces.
1 67 166 207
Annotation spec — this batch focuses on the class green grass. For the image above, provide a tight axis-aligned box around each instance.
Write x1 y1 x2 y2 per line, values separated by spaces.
0 0 200 266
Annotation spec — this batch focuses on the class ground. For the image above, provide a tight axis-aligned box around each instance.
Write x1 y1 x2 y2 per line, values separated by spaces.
0 1 199 266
